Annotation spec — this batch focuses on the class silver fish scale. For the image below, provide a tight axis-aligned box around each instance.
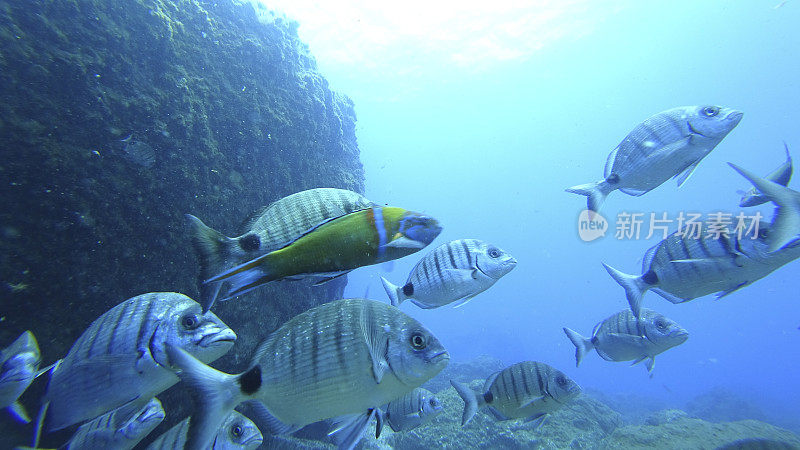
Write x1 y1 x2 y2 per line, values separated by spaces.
407 239 482 296
45 293 200 431
388 387 424 419
607 109 689 179
250 299 414 426
242 188 373 251
594 308 656 338
485 361 563 419
68 398 163 450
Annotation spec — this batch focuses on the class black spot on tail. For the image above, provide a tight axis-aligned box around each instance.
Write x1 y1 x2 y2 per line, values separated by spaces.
606 173 620 184
239 234 260 252
483 392 494 404
238 365 262 395
402 283 414 296
642 270 659 285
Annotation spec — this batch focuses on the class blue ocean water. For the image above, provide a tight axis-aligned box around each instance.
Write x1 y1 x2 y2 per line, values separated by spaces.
271 0 800 424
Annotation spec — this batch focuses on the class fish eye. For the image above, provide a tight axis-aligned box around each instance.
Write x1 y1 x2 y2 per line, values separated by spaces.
555 375 567 387
231 424 243 437
655 319 667 330
488 248 501 258
702 106 719 117
758 228 769 239
181 314 200 330
429 398 438 407
410 332 427 350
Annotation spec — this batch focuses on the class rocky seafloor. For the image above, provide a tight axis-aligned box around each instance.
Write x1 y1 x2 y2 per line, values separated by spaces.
262 356 800 450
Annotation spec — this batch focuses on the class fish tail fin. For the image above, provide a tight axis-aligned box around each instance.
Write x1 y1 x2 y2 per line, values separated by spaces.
602 263 649 318
165 344 252 450
186 214 243 312
380 277 405 306
206 253 274 301
450 380 484 426
728 162 800 251
563 327 593 367
565 181 612 213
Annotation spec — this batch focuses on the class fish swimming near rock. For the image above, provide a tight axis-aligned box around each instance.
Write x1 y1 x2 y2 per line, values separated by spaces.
40 292 236 433
380 387 443 433
0 331 51 424
450 361 580 428
188 188 375 311
729 162 800 252
120 135 156 168
738 142 792 207
146 410 263 450
603 221 800 317
380 239 516 309
566 105 743 212
61 397 164 450
563 308 688 374
205 206 442 303
165 298 449 450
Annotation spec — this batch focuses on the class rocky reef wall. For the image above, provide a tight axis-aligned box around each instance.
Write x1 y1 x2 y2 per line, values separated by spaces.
0 0 363 445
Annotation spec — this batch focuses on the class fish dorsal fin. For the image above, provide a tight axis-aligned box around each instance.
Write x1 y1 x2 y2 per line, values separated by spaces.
238 204 273 235
359 305 389 384
591 320 603 338
604 146 620 179
768 141 793 186
673 160 701 187
483 371 501 393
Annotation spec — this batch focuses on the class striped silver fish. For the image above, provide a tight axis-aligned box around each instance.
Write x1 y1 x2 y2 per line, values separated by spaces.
450 361 580 428
566 105 743 212
146 411 262 450
64 397 164 450
43 292 236 432
603 221 800 318
166 298 449 450
382 387 442 433
563 308 688 374
0 331 46 423
187 188 374 311
381 239 516 309
738 142 792 207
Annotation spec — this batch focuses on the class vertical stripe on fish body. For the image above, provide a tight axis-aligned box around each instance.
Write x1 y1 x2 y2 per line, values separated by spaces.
67 398 164 450
483 361 580 420
248 299 449 427
44 293 236 431
385 387 442 432
390 239 516 308
591 309 688 362
145 411 262 450
243 188 375 253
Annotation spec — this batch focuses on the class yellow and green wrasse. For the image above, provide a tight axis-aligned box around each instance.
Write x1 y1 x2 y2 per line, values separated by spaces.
206 206 442 301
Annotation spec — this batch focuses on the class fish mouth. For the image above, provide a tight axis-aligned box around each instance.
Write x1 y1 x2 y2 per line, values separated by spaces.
726 111 744 123
427 350 449 364
242 435 264 446
200 328 237 347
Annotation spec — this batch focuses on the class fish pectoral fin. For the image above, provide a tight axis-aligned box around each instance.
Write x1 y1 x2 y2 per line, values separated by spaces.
630 356 647 366
7 401 31 424
605 332 646 347
360 308 390 384
383 236 426 249
674 160 701 187
518 395 546 409
646 357 656 374
328 409 377 450
715 282 749 300
669 258 723 265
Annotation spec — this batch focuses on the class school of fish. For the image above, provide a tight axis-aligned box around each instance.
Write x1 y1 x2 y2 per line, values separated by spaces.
4 102 800 450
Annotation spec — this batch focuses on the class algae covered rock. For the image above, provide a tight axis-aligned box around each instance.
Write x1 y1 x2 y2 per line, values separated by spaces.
0 0 364 447
604 417 800 450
